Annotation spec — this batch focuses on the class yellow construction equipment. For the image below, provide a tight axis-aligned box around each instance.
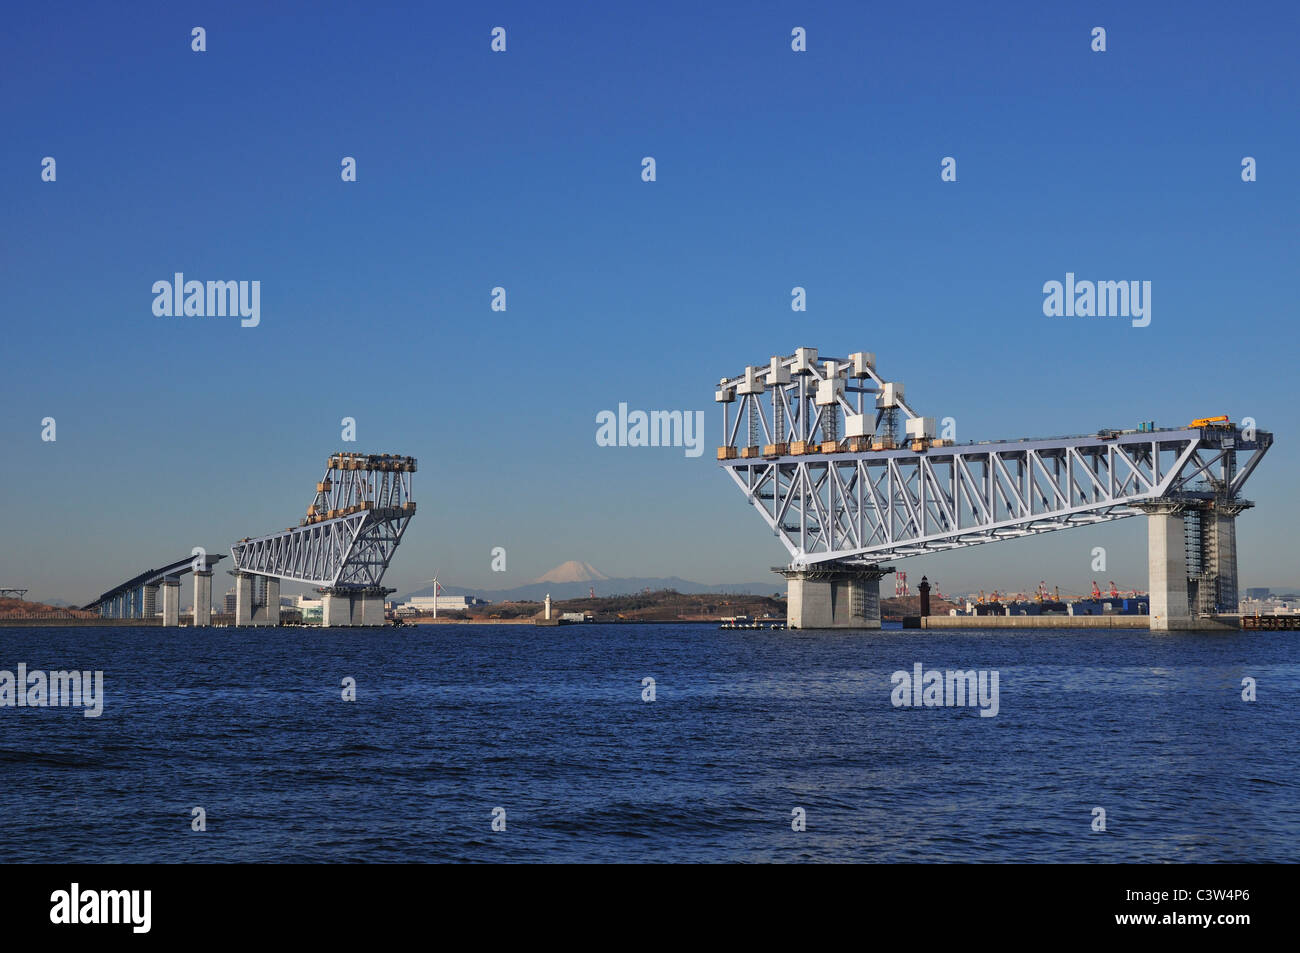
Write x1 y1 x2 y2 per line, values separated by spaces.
1190 415 1230 428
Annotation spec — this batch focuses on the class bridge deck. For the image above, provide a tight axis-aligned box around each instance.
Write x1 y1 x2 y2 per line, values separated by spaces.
83 554 224 612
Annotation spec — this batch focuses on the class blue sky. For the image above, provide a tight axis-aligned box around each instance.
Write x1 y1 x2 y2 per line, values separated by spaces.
2 1 1297 603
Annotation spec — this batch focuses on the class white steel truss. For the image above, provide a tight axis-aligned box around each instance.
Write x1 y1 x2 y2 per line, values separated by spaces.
231 452 417 587
717 351 1272 567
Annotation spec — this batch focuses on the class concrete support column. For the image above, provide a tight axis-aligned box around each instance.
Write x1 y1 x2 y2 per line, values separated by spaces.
359 591 385 626
781 563 890 629
322 591 352 627
320 588 389 627
1143 504 1189 631
235 572 254 626
264 577 281 625
785 576 820 628
161 578 180 627
193 570 212 626
143 584 159 619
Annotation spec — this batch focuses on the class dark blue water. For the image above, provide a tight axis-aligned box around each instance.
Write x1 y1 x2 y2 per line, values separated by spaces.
0 623 1295 862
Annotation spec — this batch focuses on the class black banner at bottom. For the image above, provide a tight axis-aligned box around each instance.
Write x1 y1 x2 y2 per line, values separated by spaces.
0 863 1277 940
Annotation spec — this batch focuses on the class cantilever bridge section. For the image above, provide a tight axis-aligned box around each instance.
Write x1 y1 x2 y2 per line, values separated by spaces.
716 348 1271 630
230 452 417 626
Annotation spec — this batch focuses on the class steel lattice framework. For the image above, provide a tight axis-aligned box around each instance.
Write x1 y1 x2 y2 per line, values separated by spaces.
717 350 1272 567
231 452 417 588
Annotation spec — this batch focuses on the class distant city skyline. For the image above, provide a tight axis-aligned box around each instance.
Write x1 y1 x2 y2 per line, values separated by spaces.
3 1 1296 604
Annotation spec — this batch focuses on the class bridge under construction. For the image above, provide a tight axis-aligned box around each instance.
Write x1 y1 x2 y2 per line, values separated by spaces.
83 552 225 624
716 348 1272 630
230 452 416 626
87 452 417 627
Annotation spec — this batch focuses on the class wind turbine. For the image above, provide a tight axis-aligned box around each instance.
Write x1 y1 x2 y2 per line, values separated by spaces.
426 571 443 619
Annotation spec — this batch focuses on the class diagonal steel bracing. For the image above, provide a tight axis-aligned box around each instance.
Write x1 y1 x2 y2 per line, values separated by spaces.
717 350 1272 568
231 452 417 588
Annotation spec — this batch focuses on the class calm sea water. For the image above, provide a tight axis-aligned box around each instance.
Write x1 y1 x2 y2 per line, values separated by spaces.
0 623 1295 863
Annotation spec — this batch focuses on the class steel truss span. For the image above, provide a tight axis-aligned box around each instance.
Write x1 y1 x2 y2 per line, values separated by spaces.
231 452 417 588
716 350 1272 568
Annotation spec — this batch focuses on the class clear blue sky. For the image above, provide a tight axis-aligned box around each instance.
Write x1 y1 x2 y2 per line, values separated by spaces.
2 0 1297 603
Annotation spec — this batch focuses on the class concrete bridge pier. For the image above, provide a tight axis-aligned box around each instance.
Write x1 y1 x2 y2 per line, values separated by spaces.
1142 500 1248 630
322 591 351 627
263 577 281 625
321 587 389 627
143 584 159 619
1141 502 1191 631
235 572 280 626
193 569 212 626
779 562 892 629
161 578 180 626
235 572 254 625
